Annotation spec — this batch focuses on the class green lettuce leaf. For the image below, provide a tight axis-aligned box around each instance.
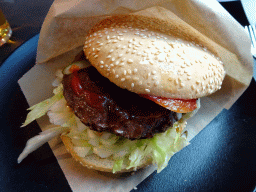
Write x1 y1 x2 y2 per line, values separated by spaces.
22 85 63 127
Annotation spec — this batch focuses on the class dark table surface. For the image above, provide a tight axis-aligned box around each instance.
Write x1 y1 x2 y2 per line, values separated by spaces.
0 1 256 192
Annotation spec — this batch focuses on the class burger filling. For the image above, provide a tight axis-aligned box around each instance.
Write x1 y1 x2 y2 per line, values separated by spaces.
62 66 181 140
19 63 200 173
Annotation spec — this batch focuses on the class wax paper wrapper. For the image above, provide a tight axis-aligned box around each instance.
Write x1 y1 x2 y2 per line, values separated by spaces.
18 0 253 191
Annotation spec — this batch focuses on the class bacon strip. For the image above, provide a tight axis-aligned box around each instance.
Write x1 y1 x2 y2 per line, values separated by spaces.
140 95 197 113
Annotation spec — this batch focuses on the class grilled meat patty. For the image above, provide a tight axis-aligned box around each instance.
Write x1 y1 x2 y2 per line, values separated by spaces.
62 66 179 139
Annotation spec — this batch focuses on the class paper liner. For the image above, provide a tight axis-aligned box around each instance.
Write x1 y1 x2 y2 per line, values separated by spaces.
18 0 253 191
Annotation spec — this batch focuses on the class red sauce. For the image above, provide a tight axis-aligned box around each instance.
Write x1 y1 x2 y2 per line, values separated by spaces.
71 71 83 95
71 71 106 110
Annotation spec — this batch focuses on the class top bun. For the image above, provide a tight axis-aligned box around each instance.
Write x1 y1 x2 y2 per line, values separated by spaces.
83 15 225 99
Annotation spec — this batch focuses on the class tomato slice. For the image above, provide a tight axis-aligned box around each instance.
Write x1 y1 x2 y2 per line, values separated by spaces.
140 94 197 113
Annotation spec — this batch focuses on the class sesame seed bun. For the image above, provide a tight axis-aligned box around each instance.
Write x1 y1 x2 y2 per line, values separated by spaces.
83 15 225 99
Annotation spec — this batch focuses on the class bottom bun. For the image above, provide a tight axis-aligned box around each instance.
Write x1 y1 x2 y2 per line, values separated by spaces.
61 135 152 173
61 121 187 173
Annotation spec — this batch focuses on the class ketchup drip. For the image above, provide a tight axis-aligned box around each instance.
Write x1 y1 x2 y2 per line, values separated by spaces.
71 71 106 110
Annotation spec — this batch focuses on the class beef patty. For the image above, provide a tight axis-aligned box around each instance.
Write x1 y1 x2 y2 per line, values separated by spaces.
62 66 179 139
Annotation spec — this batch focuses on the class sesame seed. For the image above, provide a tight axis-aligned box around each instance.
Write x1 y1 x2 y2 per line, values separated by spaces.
107 55 111 58
152 71 157 75
191 85 195 90
145 89 150 93
134 68 138 73
109 49 114 53
113 40 118 43
100 65 104 68
94 55 98 58
180 83 185 87
127 59 133 64
111 57 115 61
123 70 127 75
121 78 125 82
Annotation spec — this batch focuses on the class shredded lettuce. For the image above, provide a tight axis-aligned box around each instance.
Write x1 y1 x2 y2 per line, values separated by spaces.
66 120 189 173
18 126 69 163
22 84 63 127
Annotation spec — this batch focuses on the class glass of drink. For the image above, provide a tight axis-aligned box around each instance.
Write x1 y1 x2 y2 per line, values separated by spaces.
0 10 12 46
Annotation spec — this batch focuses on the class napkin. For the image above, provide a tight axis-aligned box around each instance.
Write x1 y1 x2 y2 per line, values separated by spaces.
18 0 253 191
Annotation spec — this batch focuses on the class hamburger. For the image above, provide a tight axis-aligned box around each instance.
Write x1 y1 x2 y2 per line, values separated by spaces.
18 15 225 173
